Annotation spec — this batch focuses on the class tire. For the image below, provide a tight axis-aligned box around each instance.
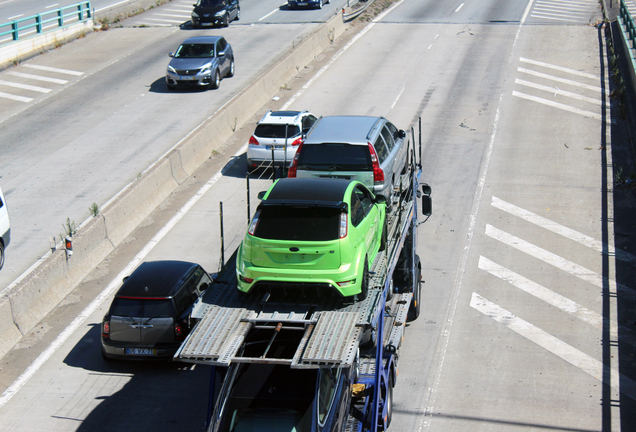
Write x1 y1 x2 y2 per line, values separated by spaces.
226 58 235 78
223 14 230 27
407 258 421 322
209 70 220 90
0 242 4 270
379 220 387 252
386 279 393 301
235 8 240 21
382 373 393 429
317 0 323 8
358 257 369 301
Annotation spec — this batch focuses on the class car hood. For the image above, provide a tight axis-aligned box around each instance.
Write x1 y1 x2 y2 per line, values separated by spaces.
194 5 225 14
169 58 215 70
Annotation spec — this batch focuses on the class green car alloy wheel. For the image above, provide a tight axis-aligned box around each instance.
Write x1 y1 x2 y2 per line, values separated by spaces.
236 178 387 299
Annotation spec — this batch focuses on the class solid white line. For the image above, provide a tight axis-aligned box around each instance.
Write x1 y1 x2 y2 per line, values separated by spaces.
7 14 22 20
45 3 59 8
534 5 588 14
418 2 536 431
95 0 130 13
518 67 602 91
455 3 464 13
537 0 594 6
470 293 636 401
513 90 601 119
24 64 83 76
0 80 51 93
491 196 636 265
0 92 32 102
6 72 68 84
259 8 278 21
145 18 186 23
530 13 582 22
0 168 229 408
516 79 601 105
519 57 599 80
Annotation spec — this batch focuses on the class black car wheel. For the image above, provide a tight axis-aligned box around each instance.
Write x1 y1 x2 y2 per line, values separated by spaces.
358 257 369 301
235 8 240 21
317 0 323 8
227 58 235 77
210 70 221 89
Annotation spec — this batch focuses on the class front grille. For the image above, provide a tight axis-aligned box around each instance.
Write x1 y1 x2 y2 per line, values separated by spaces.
176 80 200 86
175 69 200 76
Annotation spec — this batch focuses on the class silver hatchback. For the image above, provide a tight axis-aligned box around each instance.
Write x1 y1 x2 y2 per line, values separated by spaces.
288 116 409 208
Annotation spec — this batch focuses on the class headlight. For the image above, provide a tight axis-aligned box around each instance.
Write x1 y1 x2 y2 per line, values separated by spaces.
192 11 199 18
215 10 227 17
167 65 176 74
200 65 212 74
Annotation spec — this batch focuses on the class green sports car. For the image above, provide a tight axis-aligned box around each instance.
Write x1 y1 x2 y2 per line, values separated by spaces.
236 178 387 299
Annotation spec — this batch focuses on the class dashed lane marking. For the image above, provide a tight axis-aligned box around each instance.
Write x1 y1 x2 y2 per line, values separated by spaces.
23 64 83 76
0 92 32 102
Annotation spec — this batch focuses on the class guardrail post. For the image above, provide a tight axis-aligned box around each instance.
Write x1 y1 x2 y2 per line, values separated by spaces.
11 21 18 40
58 9 63 27
36 15 42 33
77 4 83 21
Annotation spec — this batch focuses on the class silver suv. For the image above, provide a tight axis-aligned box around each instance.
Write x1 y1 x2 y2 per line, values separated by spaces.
101 261 212 361
288 116 408 207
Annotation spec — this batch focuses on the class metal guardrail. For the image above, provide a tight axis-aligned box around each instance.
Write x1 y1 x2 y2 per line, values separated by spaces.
620 0 636 50
0 2 92 45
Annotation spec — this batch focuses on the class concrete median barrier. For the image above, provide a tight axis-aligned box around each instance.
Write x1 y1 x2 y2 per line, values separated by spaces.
0 13 349 360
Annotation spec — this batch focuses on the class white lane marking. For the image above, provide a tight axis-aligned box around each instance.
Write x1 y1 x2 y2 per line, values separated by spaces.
282 0 405 110
45 3 59 8
455 3 464 12
151 13 191 18
518 67 602 92
0 80 51 93
519 57 601 81
418 3 536 431
534 5 588 15
6 71 68 84
513 90 601 119
259 8 278 21
7 14 22 20
24 64 83 76
485 225 636 303
515 79 602 105
0 148 244 407
530 12 584 22
0 92 32 102
537 0 593 6
491 197 636 265
478 256 617 335
470 293 636 401
95 0 130 13
391 85 405 110
145 18 186 23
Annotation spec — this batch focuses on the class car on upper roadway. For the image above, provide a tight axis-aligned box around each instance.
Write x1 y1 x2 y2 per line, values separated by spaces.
246 110 318 172
0 186 10 270
101 260 212 361
288 116 409 212
191 0 240 28
166 36 234 91
236 178 387 300
287 0 330 9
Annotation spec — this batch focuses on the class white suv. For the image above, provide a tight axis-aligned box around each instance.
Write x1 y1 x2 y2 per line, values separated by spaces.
0 186 10 270
246 110 317 172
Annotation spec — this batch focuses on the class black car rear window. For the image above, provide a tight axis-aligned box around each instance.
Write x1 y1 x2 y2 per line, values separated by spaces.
254 206 340 241
297 143 372 170
254 124 301 139
110 298 173 318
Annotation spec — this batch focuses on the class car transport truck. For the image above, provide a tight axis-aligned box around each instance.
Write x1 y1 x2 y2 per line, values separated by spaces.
175 124 432 432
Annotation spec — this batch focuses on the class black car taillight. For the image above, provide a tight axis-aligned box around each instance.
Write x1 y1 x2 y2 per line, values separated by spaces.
102 320 110 338
175 322 184 340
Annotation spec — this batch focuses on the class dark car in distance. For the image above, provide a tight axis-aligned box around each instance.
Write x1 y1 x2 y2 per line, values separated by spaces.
101 261 212 361
192 0 240 28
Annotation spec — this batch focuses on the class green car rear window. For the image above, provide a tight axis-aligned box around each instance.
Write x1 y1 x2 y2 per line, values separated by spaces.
254 206 340 241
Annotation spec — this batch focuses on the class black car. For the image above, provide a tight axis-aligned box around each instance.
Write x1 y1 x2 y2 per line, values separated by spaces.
101 261 212 361
192 0 240 28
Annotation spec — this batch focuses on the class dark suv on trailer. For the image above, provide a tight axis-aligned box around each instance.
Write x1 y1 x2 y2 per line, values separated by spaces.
101 261 212 361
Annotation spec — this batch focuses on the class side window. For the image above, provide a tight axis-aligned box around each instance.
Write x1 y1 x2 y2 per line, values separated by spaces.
381 125 395 151
302 115 317 134
217 39 226 54
386 121 399 140
196 271 212 294
317 368 340 426
356 186 373 216
373 135 389 164
350 191 365 227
